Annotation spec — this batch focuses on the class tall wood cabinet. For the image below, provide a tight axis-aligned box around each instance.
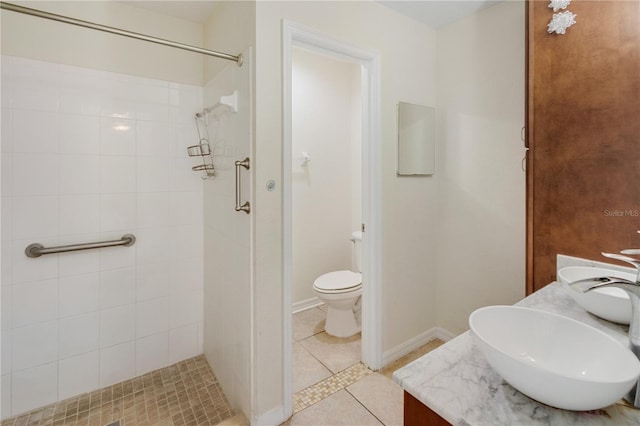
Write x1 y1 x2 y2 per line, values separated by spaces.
526 0 640 293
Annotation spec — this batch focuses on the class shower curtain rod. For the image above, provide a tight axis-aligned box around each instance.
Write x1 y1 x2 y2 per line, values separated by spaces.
0 1 243 66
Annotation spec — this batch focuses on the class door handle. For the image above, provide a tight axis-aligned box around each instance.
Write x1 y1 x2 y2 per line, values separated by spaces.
235 157 250 214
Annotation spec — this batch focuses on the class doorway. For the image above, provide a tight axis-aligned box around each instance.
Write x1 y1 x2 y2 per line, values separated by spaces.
282 20 382 418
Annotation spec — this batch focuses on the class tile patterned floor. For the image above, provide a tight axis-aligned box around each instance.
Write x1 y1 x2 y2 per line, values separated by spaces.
1 355 234 426
290 306 444 425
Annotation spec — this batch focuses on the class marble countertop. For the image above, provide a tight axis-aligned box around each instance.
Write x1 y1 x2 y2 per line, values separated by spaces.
393 282 640 425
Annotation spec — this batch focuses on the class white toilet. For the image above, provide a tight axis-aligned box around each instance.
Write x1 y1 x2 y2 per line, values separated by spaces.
313 231 363 338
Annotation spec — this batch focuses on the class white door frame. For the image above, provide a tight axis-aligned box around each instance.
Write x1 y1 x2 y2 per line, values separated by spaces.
282 19 382 418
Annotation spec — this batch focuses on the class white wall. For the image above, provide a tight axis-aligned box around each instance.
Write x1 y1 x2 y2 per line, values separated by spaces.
0 56 204 418
254 1 438 420
0 0 204 85
434 1 526 335
291 48 361 305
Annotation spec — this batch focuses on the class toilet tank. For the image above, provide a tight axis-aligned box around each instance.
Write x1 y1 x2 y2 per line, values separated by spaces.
352 231 363 272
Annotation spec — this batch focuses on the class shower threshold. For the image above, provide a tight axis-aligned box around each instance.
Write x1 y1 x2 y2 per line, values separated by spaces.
1 355 234 426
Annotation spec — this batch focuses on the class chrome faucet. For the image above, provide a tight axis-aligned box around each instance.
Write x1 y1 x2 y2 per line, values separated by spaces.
571 250 640 407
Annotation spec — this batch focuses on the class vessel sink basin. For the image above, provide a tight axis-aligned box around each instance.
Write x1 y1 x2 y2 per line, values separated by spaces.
469 305 640 411
558 266 636 324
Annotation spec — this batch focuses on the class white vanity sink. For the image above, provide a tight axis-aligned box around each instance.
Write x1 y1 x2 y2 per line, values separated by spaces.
469 305 640 411
558 266 636 324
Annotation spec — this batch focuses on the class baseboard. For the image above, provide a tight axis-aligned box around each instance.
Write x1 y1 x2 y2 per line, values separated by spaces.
252 404 287 426
435 327 456 342
382 326 456 367
291 297 323 314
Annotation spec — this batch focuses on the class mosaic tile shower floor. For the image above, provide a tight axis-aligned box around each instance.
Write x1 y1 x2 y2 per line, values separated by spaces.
1 355 234 426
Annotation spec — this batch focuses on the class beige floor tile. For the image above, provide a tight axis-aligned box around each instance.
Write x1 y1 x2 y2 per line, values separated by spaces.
293 342 333 393
282 390 382 426
299 332 361 374
347 373 403 426
292 307 326 341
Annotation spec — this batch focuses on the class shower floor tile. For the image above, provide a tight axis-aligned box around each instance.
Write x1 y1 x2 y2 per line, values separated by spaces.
1 355 234 426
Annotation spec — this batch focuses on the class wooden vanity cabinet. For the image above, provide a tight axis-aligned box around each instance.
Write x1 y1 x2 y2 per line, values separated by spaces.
404 391 452 426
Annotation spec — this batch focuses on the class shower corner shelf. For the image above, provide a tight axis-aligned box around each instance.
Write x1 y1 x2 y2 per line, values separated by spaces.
187 140 215 178
189 90 239 179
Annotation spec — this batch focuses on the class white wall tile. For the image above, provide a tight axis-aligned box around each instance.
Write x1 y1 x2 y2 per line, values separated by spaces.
136 297 168 338
137 157 169 193
3 57 205 412
99 341 134 387
100 156 136 194
136 121 170 157
1 62 13 108
169 225 203 260
12 83 58 113
59 312 99 359
168 192 202 226
169 258 203 295
169 85 202 124
59 273 99 318
1 330 12 375
100 193 136 232
100 98 137 121
59 154 100 195
12 57 58 86
169 290 201 329
1 287 12 331
58 234 101 277
12 320 57 371
12 238 58 284
11 362 57 416
168 324 199 364
100 304 135 348
59 195 100 236
99 232 136 271
169 123 199 158
169 158 202 192
1 374 11 419
12 279 58 328
136 263 169 302
2 239 13 287
12 196 58 240
12 110 58 153
59 114 100 154
1 108 13 153
13 153 59 196
100 117 136 156
1 197 13 244
135 332 168 375
58 65 100 116
1 153 13 198
100 268 135 309
137 192 169 229
58 350 99 400
135 228 169 266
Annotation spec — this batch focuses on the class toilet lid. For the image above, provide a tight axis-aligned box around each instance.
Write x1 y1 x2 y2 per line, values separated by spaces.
313 270 362 292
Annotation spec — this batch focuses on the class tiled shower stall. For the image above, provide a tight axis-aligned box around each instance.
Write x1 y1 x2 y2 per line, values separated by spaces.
0 55 209 418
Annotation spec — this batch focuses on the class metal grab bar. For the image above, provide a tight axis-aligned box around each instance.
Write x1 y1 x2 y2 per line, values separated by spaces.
235 158 251 214
25 234 136 258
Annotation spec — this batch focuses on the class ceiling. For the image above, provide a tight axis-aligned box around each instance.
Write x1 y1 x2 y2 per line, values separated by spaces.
380 1 501 28
119 1 501 29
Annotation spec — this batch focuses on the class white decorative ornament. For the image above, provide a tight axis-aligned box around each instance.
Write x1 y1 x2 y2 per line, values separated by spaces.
547 11 577 35
548 0 571 12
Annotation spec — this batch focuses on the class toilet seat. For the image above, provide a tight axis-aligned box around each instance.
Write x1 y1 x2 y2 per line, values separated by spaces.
313 270 362 294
